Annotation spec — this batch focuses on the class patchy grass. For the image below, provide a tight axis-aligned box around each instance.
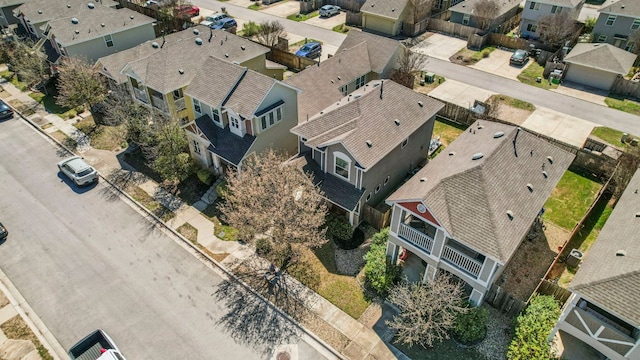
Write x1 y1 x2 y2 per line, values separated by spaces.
543 170 603 231
604 96 640 116
0 70 28 91
433 117 466 147
488 94 536 111
517 62 559 90
173 174 210 205
450 48 481 65
0 291 9 308
248 3 261 10
394 338 488 360
40 123 53 130
590 126 639 149
177 222 198 242
415 75 446 95
127 186 175 222
1 316 54 360
202 203 239 242
332 24 350 33
470 46 496 61
29 85 78 118
287 11 319 21
49 130 77 150
123 148 163 183
74 116 127 151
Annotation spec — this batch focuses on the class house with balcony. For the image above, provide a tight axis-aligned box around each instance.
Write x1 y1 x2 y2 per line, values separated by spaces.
449 0 521 30
14 0 155 63
385 121 574 305
183 56 300 175
119 26 273 122
520 0 585 40
0 0 25 29
290 80 443 226
593 0 640 51
549 168 640 360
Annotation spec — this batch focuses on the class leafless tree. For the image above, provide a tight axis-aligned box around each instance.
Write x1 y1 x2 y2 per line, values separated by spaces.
537 10 577 48
627 30 640 54
408 0 434 24
390 47 429 89
612 146 640 201
218 149 327 267
473 0 500 30
56 56 107 112
386 273 468 348
255 20 286 47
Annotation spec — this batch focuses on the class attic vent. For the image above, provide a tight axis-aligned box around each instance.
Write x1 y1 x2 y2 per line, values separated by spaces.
366 140 372 148
225 53 229 58
477 125 484 130
37 10 42 14
636 212 640 218
241 46 245 50
71 18 79 24
67 4 71 8
391 7 395 11
418 101 424 107
151 41 159 48
542 171 548 178
506 210 514 220
420 177 427 182
547 156 554 164
74 29 80 34
130 15 134 19
193 29 200 35
195 37 203 45
394 119 400 126
449 151 455 156
178 69 184 74
337 76 341 80
493 131 504 138
471 152 484 160
100 23 105 27
526 183 533 192
353 93 362 99
87 2 95 9
330 79 334 84
616 250 627 256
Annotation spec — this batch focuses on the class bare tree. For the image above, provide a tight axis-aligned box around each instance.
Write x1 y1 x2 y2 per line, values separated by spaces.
218 149 327 267
56 56 107 112
408 0 434 24
390 47 429 89
537 10 577 48
255 20 286 47
386 273 468 348
627 30 640 54
473 0 500 31
612 146 640 201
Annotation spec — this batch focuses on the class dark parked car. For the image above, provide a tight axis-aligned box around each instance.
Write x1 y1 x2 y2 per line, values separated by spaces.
295 42 322 59
211 18 237 30
174 4 199 17
0 99 13 120
0 222 7 241
319 5 340 17
510 49 529 66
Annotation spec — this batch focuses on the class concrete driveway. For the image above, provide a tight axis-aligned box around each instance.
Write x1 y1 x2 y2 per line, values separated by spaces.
303 12 346 30
412 33 467 61
427 79 496 108
260 0 300 17
470 48 532 80
551 81 609 106
521 107 597 147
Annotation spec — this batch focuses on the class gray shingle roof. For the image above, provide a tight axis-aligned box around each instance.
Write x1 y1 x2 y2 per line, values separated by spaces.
571 168 640 327
533 0 583 7
361 0 410 19
285 42 373 123
0 0 24 7
451 0 520 16
124 26 269 94
387 121 574 262
15 0 120 27
292 80 443 170
185 56 247 109
195 114 256 166
336 30 402 75
598 0 640 17
564 43 637 75
224 69 276 119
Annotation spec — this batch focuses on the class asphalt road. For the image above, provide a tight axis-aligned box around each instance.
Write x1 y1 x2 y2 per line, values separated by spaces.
0 117 329 360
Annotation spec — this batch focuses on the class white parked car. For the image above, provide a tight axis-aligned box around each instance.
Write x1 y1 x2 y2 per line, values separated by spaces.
200 12 228 27
57 156 98 186
319 5 340 17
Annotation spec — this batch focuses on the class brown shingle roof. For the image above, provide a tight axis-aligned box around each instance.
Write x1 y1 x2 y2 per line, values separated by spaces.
361 0 410 19
564 43 637 75
291 80 443 170
387 122 574 262
185 56 246 109
571 168 640 326
336 30 402 75
598 0 640 17
224 68 276 118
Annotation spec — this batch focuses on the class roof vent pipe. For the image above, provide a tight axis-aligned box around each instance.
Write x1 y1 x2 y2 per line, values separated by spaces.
471 152 484 160
542 171 548 178
506 211 514 220
394 119 400 126
526 183 533 192
547 156 554 164
366 140 372 148
493 131 504 138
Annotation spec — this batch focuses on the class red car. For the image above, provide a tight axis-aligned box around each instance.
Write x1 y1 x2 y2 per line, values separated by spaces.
174 4 199 17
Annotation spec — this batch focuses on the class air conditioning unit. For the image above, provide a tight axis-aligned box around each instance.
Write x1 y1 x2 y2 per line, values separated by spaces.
565 249 583 268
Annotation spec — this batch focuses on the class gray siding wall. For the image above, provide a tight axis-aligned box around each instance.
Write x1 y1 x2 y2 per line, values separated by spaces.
593 13 639 48
0 5 21 27
520 0 583 37
248 83 299 157
65 23 155 62
326 142 357 186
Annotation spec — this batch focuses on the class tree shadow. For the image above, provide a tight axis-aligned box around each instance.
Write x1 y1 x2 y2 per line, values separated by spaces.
100 168 147 202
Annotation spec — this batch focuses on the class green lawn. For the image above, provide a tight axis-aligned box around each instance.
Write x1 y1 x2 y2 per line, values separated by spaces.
247 3 260 10
74 116 127 151
287 11 319 21
332 24 350 33
0 70 28 91
517 62 559 90
488 94 536 111
543 170 603 231
201 203 239 242
604 96 640 116
28 84 78 118
394 338 488 360
590 126 639 148
433 117 466 147
470 46 496 61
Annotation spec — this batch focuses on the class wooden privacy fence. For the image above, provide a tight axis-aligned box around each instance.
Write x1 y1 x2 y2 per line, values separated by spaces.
117 0 194 35
536 280 572 305
484 285 526 317
426 18 478 39
300 0 364 14
266 47 317 71
345 11 362 26
362 203 391 230
610 75 640 99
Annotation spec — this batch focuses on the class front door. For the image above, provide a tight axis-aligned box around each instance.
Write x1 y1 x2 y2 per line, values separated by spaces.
229 114 244 137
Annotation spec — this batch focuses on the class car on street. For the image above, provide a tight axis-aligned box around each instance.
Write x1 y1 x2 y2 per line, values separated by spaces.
319 5 340 17
510 49 529 66
57 156 98 186
174 4 199 17
0 99 13 120
295 42 322 59
200 12 228 27
211 18 237 30
0 222 7 241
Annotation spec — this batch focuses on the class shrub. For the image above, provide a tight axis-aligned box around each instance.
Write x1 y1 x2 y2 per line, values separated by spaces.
242 21 261 37
453 303 488 344
482 49 491 58
215 180 228 201
325 215 353 243
363 228 401 297
255 237 271 256
507 295 561 360
196 168 215 186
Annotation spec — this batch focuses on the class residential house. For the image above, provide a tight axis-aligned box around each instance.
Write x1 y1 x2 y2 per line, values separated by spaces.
549 168 640 360
183 56 300 175
360 0 411 37
593 0 640 51
385 121 574 305
520 0 585 40
563 43 636 90
119 26 274 122
434 0 465 12
290 80 444 226
0 0 24 29
449 0 521 30
14 0 155 63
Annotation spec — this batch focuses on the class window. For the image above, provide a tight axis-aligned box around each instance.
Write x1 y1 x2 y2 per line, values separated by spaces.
355 75 366 89
334 152 350 180
401 138 408 148
551 5 560 13
231 116 239 128
104 34 114 47
384 176 390 186
606 15 616 26
375 184 381 193
193 99 201 114
632 19 640 30
173 88 183 99
527 23 537 32
597 35 607 42
339 84 348 96
529 1 540 10
366 193 371 202
193 140 201 155
259 106 283 131
212 108 221 124
462 14 470 25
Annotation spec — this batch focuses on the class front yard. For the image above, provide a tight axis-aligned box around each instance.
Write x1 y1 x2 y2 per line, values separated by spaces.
74 116 127 152
604 96 640 117
517 62 559 90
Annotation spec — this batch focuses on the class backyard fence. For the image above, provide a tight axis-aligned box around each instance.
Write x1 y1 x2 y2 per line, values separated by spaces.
610 75 640 99
345 11 362 27
535 279 572 305
266 47 317 71
484 285 526 317
426 18 479 39
117 0 194 35
362 203 391 230
299 0 364 14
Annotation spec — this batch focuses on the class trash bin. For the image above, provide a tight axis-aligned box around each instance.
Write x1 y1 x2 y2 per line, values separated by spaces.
551 77 560 84
425 72 435 84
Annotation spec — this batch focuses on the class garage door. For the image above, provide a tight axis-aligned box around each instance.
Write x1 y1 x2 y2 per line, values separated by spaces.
564 64 617 91
363 14 395 36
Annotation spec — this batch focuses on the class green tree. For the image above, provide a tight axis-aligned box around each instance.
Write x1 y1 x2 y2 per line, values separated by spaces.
7 40 50 91
363 228 401 296
152 120 193 182
507 295 561 360
55 56 107 112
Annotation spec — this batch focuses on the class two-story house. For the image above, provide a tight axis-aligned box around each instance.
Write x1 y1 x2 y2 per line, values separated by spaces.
593 0 640 51
119 26 273 122
14 0 155 63
183 56 300 175
290 80 443 226
0 0 24 29
449 0 520 30
520 0 585 40
549 168 640 360
384 121 574 305
360 0 411 37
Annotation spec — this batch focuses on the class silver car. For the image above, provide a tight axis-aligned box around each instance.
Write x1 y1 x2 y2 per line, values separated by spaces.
319 5 340 17
57 156 98 186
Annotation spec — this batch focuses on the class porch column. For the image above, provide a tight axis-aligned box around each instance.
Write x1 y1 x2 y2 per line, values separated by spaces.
431 229 446 259
423 264 437 284
212 154 222 175
386 242 399 262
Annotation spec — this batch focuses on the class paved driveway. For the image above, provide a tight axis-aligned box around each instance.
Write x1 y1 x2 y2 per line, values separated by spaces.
470 48 532 80
260 1 300 17
427 79 496 108
413 33 467 61
551 81 608 106
303 12 346 30
521 107 597 147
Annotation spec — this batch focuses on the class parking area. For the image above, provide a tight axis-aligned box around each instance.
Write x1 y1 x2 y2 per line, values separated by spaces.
303 12 346 30
521 107 597 148
412 33 467 61
469 48 532 80
260 1 300 17
427 79 496 108
551 81 609 106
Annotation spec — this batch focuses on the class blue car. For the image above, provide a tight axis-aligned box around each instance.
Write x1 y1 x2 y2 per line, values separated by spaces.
0 99 13 120
295 42 322 59
211 18 237 30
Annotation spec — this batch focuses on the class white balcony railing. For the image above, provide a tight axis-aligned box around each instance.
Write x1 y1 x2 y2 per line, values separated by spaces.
151 95 167 113
441 245 483 277
133 88 148 103
175 97 186 111
398 223 433 254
